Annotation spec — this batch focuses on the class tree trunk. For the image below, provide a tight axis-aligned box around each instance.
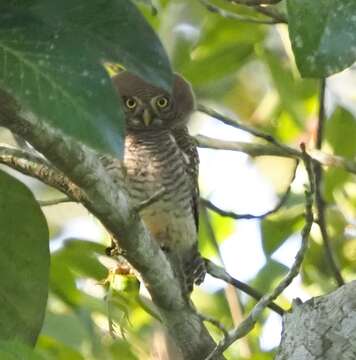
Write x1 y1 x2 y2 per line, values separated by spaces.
276 280 356 360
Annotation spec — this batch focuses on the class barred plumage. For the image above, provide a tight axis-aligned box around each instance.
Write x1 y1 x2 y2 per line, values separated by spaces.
110 71 205 293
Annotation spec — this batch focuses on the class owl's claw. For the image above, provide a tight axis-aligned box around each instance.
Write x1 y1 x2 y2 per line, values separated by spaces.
183 250 206 293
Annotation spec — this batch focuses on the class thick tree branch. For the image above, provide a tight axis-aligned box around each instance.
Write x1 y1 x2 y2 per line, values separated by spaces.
314 79 344 287
205 145 314 359
0 92 223 360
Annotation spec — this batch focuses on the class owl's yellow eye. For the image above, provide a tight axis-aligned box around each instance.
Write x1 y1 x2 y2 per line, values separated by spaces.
125 98 137 110
156 96 169 108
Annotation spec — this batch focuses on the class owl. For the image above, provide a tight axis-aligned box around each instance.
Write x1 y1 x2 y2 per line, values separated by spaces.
111 70 205 294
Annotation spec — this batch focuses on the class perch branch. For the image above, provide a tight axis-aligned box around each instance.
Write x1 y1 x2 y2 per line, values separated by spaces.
205 260 285 316
0 90 223 360
205 144 314 359
313 79 344 287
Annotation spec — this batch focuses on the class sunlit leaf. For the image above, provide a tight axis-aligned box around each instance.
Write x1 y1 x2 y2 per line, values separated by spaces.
55 239 107 281
261 207 304 257
252 260 288 293
287 0 356 77
0 170 49 345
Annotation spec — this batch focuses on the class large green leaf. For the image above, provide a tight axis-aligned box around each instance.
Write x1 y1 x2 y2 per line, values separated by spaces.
0 340 44 360
0 170 49 345
0 1 172 156
287 0 356 77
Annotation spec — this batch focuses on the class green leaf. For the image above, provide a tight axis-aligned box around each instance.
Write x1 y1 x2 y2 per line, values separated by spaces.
0 1 172 156
326 107 356 157
252 259 288 293
0 340 44 360
55 239 107 281
324 108 356 201
287 0 356 77
30 0 172 90
261 207 304 257
0 170 49 345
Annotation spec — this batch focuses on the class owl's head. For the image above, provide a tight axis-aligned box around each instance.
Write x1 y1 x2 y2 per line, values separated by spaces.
113 71 195 131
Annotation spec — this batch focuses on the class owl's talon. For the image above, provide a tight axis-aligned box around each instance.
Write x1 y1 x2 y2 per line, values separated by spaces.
161 245 171 253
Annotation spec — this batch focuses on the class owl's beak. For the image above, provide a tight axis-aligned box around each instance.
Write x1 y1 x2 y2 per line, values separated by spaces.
142 109 152 126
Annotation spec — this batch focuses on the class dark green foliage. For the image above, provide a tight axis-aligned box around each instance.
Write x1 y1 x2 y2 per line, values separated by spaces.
0 170 49 345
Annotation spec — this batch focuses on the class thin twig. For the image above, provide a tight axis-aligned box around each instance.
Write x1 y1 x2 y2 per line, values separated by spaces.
0 145 86 202
196 122 356 175
253 5 287 23
198 105 297 156
198 313 229 338
226 0 288 23
195 134 299 158
38 196 73 206
229 0 282 4
201 159 298 220
205 260 285 316
200 0 280 24
200 206 252 357
134 187 165 212
205 146 314 359
313 79 344 287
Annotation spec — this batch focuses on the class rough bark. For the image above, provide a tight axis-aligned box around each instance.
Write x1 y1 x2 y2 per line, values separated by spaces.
276 281 356 360
0 92 224 360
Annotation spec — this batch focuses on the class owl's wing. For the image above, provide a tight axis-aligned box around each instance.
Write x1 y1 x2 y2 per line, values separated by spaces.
172 127 200 230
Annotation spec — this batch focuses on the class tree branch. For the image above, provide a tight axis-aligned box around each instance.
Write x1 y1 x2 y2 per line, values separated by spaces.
229 0 283 4
252 4 287 23
38 196 73 206
200 0 281 24
200 205 252 357
314 79 344 287
226 0 288 23
205 260 285 316
0 145 86 202
201 159 298 220
205 145 314 359
0 91 224 360
195 119 356 175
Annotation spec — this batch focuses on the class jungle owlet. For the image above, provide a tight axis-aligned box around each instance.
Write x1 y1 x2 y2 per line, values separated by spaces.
111 71 205 293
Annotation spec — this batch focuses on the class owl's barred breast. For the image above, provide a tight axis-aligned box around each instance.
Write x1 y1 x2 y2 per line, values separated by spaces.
124 130 197 252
